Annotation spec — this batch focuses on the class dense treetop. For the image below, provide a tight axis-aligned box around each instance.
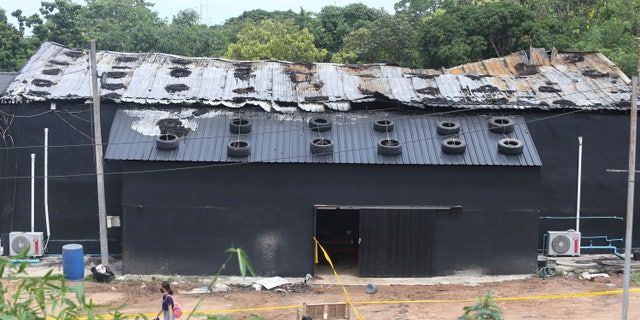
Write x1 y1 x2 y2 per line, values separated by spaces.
0 0 638 76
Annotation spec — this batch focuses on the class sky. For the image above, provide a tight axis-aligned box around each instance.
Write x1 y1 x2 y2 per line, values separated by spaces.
1 0 398 28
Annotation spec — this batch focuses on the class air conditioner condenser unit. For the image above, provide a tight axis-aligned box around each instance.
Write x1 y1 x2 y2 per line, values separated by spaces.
547 230 580 256
9 232 44 257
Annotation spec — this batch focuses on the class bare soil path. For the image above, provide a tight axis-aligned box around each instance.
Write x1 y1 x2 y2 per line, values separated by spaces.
14 255 640 319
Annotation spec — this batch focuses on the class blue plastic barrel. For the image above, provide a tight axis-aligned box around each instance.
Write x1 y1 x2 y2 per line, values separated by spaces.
62 243 84 281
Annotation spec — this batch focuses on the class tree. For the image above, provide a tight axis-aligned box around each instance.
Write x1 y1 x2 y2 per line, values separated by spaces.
172 9 200 26
332 13 420 67
315 4 386 59
0 8 32 71
83 0 163 52
419 2 536 68
12 0 88 48
226 18 327 62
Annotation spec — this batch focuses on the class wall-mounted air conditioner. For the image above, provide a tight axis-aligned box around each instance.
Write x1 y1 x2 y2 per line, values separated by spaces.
547 230 580 256
9 232 44 257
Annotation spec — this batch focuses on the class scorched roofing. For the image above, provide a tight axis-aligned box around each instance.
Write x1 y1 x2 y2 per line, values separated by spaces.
3 42 631 112
104 108 541 167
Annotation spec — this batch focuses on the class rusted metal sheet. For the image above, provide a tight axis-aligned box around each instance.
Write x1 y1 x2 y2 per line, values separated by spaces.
5 42 632 111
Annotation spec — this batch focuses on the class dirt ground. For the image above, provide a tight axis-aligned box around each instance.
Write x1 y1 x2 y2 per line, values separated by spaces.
13 255 640 319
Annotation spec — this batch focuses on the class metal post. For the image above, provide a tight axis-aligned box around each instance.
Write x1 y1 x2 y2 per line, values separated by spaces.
576 136 583 233
622 76 638 319
90 40 109 266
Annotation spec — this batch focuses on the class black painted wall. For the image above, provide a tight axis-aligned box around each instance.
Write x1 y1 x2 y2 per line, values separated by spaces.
0 103 122 254
1 104 637 277
121 161 540 276
525 112 632 249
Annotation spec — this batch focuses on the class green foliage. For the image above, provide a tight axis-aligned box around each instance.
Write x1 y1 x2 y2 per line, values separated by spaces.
0 8 33 71
208 244 257 291
2 0 640 74
0 252 138 319
419 2 536 68
226 18 327 61
459 290 504 320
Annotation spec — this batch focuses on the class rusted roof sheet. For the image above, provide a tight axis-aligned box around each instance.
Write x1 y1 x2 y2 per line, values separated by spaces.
5 42 631 111
104 108 541 167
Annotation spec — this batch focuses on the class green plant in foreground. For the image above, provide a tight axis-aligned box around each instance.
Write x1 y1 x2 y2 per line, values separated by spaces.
0 251 139 320
459 289 503 320
207 244 256 291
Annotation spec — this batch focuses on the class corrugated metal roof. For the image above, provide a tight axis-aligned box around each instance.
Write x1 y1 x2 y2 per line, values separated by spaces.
104 108 541 167
0 72 18 102
5 43 631 111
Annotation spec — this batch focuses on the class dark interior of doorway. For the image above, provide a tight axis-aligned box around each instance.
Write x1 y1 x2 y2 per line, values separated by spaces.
315 208 360 267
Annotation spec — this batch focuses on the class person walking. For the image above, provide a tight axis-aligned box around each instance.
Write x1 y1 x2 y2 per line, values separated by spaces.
155 281 175 320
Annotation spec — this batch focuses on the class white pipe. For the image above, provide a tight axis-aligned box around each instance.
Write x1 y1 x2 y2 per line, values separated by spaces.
44 128 51 248
576 136 583 233
30 153 35 233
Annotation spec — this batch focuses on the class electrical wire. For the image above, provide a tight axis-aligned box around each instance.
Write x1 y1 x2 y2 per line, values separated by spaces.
0 108 584 180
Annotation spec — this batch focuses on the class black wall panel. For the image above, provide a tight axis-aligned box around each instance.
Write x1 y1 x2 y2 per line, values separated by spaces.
121 161 539 276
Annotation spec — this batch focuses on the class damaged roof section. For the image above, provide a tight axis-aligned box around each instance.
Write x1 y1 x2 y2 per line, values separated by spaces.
5 42 632 112
0 72 18 103
104 108 541 167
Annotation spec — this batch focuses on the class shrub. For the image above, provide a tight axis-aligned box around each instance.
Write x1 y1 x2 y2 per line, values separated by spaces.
458 289 503 320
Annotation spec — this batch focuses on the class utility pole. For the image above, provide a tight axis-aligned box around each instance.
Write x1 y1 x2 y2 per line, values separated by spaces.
621 37 640 320
90 40 109 266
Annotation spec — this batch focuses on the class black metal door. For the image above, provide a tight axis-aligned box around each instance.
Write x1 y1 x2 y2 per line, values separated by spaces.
359 208 435 276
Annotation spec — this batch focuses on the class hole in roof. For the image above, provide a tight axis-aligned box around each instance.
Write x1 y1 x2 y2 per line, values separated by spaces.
170 68 192 78
28 90 50 97
157 118 191 137
102 83 125 90
171 58 192 65
64 50 84 58
165 84 190 93
106 71 127 79
42 68 62 75
48 60 70 66
32 79 55 87
233 87 255 94
115 56 138 62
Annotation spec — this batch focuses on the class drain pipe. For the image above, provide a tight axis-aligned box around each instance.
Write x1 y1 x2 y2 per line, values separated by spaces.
44 128 51 251
576 136 583 233
30 153 35 233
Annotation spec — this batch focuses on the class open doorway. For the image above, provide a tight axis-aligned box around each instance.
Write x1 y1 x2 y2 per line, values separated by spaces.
315 208 359 272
